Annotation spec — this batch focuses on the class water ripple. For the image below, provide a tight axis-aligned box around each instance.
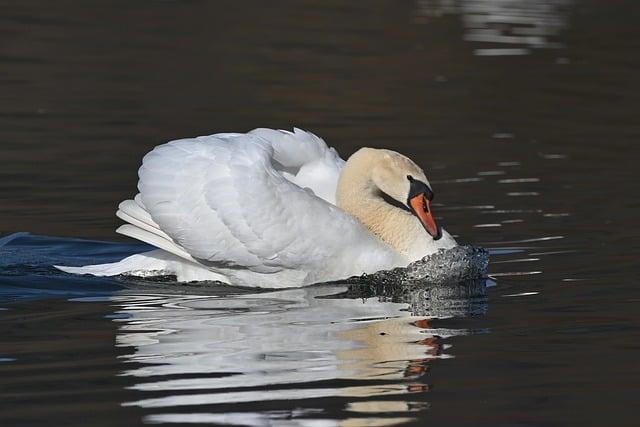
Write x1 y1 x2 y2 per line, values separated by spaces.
99 281 487 419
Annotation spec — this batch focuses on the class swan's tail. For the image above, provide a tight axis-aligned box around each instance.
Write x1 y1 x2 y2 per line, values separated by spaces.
55 196 229 283
55 249 229 283
115 195 198 263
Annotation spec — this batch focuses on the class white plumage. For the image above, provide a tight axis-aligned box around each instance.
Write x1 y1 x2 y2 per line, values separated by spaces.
58 128 456 287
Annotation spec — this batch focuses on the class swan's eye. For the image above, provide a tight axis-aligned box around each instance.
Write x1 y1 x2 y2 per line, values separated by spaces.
407 175 414 181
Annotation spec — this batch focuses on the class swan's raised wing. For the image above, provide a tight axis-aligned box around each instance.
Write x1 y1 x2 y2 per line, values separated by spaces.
117 129 395 283
248 128 345 204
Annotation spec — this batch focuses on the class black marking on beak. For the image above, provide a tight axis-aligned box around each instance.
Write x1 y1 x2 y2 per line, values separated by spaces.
407 177 434 203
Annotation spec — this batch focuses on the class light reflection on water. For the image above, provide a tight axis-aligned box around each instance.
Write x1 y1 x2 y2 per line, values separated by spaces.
98 283 486 425
1 0 638 424
416 0 571 55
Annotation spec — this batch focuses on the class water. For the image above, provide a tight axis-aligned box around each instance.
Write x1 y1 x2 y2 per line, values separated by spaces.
1 0 639 426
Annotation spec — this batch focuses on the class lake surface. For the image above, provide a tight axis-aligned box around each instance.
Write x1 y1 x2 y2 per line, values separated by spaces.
1 1 639 426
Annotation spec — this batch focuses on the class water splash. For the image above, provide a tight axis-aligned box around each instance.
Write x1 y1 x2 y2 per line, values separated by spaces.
336 246 490 317
350 245 489 287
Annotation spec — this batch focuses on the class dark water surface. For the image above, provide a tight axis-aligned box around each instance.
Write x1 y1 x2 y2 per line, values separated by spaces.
1 1 639 426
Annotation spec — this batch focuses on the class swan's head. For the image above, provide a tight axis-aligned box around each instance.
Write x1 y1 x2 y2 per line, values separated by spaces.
369 150 440 240
337 148 441 241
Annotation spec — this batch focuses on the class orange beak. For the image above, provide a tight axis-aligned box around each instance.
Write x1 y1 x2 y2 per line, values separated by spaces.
409 193 440 240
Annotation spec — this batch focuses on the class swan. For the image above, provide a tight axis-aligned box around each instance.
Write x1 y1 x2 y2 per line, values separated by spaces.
57 128 457 287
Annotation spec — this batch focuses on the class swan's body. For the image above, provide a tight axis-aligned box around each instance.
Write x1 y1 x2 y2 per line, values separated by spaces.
57 128 456 287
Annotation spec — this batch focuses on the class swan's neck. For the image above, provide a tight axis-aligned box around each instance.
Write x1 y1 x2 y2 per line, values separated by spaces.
336 153 431 260
338 187 428 259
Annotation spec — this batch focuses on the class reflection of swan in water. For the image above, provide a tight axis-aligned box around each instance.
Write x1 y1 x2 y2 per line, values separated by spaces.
110 281 487 426
415 0 571 55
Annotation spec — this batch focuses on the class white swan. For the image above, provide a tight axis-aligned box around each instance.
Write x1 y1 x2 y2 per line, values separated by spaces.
57 128 456 287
